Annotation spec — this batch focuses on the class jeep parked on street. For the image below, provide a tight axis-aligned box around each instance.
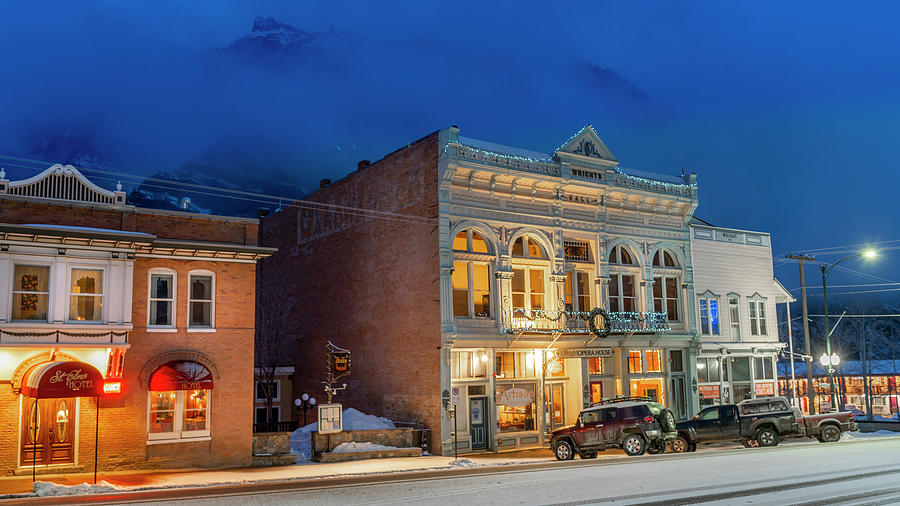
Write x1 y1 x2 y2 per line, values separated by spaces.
550 397 677 460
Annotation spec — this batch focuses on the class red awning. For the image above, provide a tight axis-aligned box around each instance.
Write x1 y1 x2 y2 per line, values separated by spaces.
149 361 214 391
21 361 104 398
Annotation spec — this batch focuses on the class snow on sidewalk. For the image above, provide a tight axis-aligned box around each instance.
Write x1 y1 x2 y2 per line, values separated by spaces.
841 430 900 441
33 480 125 497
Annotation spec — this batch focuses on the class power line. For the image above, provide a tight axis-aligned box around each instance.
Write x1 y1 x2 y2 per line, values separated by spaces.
0 154 437 227
787 283 900 292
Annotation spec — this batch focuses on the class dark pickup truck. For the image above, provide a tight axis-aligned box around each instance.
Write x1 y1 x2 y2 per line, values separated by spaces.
670 396 857 452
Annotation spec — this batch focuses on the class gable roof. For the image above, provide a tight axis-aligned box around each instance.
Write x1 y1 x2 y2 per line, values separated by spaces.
554 125 617 163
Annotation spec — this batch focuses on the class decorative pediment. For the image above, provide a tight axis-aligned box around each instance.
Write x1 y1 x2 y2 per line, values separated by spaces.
0 164 126 205
555 125 617 164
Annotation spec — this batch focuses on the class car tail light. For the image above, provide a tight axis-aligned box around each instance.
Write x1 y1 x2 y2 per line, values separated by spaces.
849 413 854 420
643 415 654 423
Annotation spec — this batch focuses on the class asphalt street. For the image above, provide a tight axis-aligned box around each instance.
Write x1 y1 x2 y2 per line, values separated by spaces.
16 437 900 506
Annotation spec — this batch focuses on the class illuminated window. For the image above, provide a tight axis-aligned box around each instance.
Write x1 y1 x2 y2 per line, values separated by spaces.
512 236 546 259
588 357 603 375
452 351 488 378
69 269 103 322
512 268 545 312
496 383 536 433
12 265 50 321
699 296 720 335
563 240 591 263
452 230 493 318
564 271 591 312
628 350 642 373
646 350 662 373
148 390 210 440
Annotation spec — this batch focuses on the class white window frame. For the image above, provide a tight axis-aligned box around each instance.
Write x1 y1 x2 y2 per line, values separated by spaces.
511 265 548 313
512 235 547 259
697 291 720 336
452 261 493 318
187 270 215 332
255 405 281 424
564 270 592 313
608 244 637 266
147 268 176 331
10 263 52 322
66 266 106 323
728 294 741 341
255 380 281 402
652 275 681 322
608 272 638 313
748 295 768 336
146 390 211 443
451 350 489 379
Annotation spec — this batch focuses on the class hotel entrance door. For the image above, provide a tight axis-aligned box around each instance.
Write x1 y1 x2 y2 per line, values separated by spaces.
21 397 75 466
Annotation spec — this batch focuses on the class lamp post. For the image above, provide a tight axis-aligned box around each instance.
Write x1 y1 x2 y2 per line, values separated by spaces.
294 393 316 427
819 352 841 411
820 250 876 411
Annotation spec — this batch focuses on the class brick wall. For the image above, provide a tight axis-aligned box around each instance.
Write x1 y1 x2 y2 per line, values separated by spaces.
258 131 442 448
0 200 258 244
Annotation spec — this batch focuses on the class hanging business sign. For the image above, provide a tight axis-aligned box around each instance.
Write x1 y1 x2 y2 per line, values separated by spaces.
557 348 614 359
333 352 350 374
497 387 532 408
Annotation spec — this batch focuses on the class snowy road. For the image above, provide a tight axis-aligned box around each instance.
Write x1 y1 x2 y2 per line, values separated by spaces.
127 438 900 505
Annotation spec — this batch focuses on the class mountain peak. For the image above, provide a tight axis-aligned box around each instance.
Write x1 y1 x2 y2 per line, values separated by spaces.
251 16 300 34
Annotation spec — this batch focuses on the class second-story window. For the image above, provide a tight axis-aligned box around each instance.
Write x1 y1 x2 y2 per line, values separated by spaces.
653 277 680 321
749 299 767 336
149 272 175 327
564 271 591 312
452 230 492 318
69 269 103 322
12 265 50 321
512 236 546 259
609 274 636 312
188 274 214 329
512 268 544 312
698 296 720 336
729 296 741 340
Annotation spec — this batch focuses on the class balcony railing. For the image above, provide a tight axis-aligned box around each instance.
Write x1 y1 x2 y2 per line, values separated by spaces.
505 307 671 335
0 328 129 345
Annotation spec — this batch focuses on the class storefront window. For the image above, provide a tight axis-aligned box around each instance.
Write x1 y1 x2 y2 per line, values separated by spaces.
496 383 536 432
452 351 488 378
630 378 664 403
588 357 603 374
148 390 211 439
149 391 176 433
628 350 642 373
183 390 208 431
698 357 720 383
731 357 751 382
733 383 752 402
753 357 774 380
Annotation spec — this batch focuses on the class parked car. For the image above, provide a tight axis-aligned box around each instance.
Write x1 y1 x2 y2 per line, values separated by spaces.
670 397 856 452
550 397 677 460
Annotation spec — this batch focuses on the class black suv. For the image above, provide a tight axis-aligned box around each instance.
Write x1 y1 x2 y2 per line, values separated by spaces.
549 397 678 460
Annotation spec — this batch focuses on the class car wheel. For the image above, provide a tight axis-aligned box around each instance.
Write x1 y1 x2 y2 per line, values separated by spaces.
658 409 677 433
820 425 842 443
622 434 647 456
670 435 689 453
647 440 667 455
554 440 575 461
580 452 598 459
756 427 779 447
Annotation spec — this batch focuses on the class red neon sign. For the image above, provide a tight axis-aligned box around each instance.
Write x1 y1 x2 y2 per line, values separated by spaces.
103 381 122 394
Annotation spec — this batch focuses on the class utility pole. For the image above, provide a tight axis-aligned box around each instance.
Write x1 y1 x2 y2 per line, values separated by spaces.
787 254 816 414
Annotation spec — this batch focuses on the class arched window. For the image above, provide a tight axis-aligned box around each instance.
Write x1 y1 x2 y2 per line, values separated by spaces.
452 229 492 318
512 236 546 259
608 245 635 265
453 230 489 254
652 249 678 268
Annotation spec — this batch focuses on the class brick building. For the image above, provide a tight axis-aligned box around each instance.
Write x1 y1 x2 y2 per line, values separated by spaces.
260 125 719 455
0 164 273 475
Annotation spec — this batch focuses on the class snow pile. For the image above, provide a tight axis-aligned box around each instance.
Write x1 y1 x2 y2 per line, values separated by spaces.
34 481 124 497
841 430 900 441
449 458 479 468
332 442 400 453
290 408 396 463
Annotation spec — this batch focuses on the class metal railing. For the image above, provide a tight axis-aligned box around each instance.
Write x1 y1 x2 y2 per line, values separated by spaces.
253 421 299 433
504 307 671 334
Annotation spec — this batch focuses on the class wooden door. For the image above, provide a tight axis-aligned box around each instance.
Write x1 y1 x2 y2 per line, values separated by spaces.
21 398 75 466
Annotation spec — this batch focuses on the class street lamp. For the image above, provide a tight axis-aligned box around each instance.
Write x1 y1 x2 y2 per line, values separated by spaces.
820 250 876 411
294 393 316 427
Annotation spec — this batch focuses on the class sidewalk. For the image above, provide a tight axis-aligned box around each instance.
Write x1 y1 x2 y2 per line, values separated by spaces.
0 449 554 498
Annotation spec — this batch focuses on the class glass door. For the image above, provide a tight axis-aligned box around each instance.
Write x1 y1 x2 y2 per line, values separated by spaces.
544 384 565 431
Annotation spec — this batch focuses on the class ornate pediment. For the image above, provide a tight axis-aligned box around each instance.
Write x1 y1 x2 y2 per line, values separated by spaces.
0 164 126 205
555 125 618 165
